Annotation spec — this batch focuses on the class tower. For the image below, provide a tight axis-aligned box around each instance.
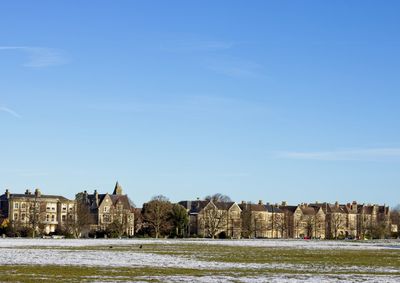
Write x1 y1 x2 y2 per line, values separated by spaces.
113 181 123 195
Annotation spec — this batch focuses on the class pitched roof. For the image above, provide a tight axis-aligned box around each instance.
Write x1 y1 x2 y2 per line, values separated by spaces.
238 203 267 212
178 200 210 214
0 193 71 202
279 205 298 213
265 204 283 213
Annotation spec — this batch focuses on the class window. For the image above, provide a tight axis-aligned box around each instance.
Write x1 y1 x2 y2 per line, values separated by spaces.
21 214 25 221
46 214 50 222
14 213 18 220
103 214 111 223
51 215 55 221
21 203 26 209
62 215 66 221
14 202 19 209
104 206 110 213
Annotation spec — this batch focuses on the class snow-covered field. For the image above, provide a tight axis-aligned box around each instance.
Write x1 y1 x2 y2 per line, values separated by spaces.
1 237 400 249
1 238 400 282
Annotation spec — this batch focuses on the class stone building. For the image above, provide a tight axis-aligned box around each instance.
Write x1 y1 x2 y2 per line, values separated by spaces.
0 188 75 234
76 182 135 236
179 199 242 238
239 201 285 238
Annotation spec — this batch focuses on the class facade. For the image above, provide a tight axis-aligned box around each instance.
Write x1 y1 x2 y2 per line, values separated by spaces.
179 200 242 238
239 201 285 238
0 188 75 234
76 182 135 236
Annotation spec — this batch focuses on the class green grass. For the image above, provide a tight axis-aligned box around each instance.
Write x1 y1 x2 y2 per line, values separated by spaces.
2 241 400 282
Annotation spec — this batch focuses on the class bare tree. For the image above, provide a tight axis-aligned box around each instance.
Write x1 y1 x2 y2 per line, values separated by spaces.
330 213 345 239
313 213 325 238
202 205 227 239
205 193 232 203
25 197 46 237
241 203 255 238
142 195 172 238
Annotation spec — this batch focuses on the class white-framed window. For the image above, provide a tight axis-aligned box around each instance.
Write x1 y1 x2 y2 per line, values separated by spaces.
14 213 18 220
51 215 55 221
21 203 26 209
14 202 19 209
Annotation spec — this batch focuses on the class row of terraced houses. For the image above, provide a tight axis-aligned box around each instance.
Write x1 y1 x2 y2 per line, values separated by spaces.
0 183 397 239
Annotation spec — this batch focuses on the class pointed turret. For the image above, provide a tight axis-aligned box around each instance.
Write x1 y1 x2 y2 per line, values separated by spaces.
113 181 123 195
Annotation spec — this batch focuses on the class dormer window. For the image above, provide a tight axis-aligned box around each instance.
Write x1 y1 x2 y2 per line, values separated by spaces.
104 206 110 212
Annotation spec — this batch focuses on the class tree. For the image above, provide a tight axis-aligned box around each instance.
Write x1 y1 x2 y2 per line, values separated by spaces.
25 197 46 238
170 204 189 237
142 195 173 238
390 206 400 238
68 196 94 238
202 204 227 239
330 213 345 239
241 203 255 238
205 193 232 203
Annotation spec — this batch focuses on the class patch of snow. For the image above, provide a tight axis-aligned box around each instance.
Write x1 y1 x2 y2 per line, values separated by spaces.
1 238 400 250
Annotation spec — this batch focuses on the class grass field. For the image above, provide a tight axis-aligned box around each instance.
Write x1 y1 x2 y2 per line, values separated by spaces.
1 239 400 282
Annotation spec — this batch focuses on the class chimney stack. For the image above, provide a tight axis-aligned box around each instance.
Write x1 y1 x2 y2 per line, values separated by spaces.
258 200 263 205
5 189 10 199
34 188 41 198
281 201 287 206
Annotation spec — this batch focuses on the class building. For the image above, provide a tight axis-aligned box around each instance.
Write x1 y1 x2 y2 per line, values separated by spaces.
179 199 242 238
76 182 135 236
0 188 75 234
239 201 285 238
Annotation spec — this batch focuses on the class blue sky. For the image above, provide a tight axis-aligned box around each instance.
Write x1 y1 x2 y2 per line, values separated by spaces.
1 1 400 207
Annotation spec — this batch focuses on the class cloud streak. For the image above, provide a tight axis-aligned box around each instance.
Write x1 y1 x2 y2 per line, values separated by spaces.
276 148 400 161
0 106 21 118
0 46 67 67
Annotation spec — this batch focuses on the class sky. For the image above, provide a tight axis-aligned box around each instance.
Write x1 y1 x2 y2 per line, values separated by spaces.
1 1 400 207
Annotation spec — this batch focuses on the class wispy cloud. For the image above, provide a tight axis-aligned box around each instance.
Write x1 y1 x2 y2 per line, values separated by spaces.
276 148 400 161
0 106 21 118
0 46 68 67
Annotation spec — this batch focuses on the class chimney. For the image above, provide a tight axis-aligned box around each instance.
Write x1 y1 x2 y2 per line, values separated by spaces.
258 200 263 205
315 201 319 204
25 189 31 195
281 201 287 206
5 189 10 199
335 201 339 208
241 200 246 205
94 190 99 206
34 188 41 198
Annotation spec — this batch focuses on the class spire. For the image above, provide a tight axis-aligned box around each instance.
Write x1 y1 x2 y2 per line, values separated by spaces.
113 181 123 195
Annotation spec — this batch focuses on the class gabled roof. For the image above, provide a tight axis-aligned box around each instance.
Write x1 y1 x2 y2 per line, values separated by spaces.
279 205 298 213
300 206 317 215
178 200 210 214
214 201 235 210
